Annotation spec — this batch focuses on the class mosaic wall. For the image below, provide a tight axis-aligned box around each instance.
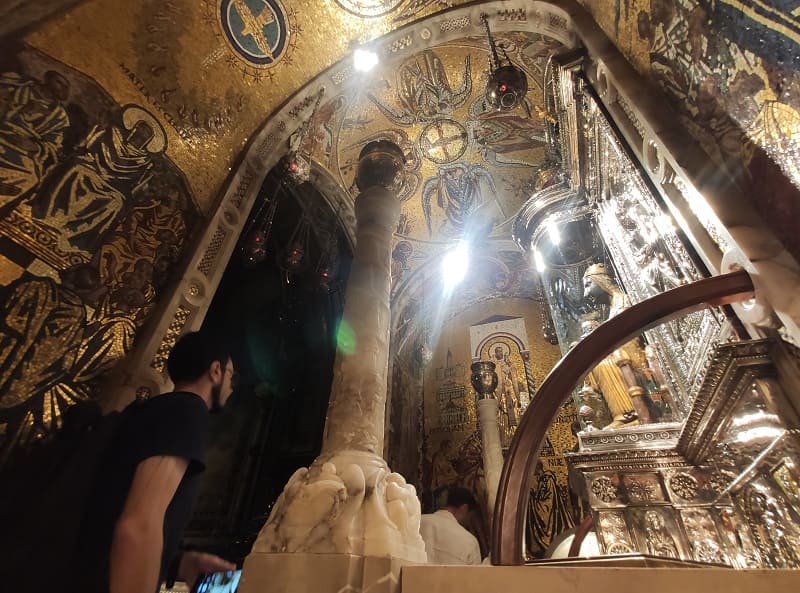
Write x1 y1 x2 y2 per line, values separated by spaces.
387 248 580 557
20 0 479 211
418 295 577 557
0 0 571 457
0 43 199 455
328 32 565 285
577 0 800 259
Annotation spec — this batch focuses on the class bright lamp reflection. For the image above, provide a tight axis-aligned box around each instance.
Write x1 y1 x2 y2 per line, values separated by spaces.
735 426 785 443
353 49 378 72
533 248 546 272
442 242 469 289
546 220 561 245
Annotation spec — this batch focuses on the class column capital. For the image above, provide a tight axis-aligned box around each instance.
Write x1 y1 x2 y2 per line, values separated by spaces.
355 140 405 193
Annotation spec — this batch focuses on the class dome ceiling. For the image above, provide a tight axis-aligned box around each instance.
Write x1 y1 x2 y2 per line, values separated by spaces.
337 33 564 240
297 30 568 296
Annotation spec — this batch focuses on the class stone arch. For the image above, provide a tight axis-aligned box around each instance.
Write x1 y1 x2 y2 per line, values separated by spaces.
111 0 581 404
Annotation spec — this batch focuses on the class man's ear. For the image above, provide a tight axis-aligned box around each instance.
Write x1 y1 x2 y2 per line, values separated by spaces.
209 359 223 382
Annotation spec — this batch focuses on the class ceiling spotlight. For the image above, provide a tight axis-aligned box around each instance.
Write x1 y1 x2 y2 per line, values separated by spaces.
354 49 378 72
442 242 469 289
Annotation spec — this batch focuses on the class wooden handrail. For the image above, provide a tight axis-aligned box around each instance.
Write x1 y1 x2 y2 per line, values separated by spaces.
491 270 755 565
568 515 594 557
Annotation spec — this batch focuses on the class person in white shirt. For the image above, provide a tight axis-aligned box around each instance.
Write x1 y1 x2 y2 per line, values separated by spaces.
419 486 482 565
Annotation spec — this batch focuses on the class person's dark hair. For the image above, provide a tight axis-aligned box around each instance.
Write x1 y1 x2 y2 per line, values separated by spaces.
167 331 231 384
442 486 477 512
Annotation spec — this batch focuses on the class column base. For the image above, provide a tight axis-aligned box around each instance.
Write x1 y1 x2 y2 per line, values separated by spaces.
239 553 416 593
253 450 427 562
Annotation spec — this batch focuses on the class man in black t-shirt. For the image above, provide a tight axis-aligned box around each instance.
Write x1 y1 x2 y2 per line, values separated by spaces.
77 331 236 593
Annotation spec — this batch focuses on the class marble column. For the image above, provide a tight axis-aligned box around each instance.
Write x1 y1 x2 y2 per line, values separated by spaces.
471 361 505 518
240 141 426 593
520 350 535 409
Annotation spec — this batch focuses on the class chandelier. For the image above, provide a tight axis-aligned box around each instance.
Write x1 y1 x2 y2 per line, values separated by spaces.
279 87 325 186
239 183 281 267
481 13 529 112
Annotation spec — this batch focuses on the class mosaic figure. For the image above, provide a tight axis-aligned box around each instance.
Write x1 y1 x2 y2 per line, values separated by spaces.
470 109 546 168
421 162 498 237
30 105 166 254
429 438 458 492
490 342 520 439
526 460 573 554
0 263 135 451
95 187 187 294
0 49 196 458
369 49 471 126
0 70 70 210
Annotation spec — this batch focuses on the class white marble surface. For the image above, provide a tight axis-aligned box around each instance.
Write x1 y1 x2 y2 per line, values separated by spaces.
323 185 400 456
476 398 504 517
247 180 425 565
401 566 800 593
253 450 426 562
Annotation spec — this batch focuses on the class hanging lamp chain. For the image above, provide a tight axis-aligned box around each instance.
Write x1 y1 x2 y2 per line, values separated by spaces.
296 86 326 158
480 13 501 72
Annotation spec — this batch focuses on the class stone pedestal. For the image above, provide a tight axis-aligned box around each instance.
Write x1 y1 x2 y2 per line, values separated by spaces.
250 450 425 559
241 141 425 593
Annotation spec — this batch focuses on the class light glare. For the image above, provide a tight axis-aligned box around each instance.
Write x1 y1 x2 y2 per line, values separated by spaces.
442 243 469 288
354 49 378 72
534 249 546 272
547 220 561 245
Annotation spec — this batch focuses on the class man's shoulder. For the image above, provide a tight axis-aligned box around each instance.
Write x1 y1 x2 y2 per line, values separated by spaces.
420 512 436 524
135 391 207 414
122 392 208 437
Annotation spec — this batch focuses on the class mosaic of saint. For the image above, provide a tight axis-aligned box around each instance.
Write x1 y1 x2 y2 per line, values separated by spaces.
0 44 199 458
399 250 578 556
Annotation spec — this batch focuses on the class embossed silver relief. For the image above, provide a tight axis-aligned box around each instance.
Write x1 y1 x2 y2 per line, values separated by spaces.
591 475 618 503
717 507 761 568
641 509 680 558
586 96 726 416
741 484 800 568
680 508 728 564
623 473 665 503
597 511 635 555
669 472 699 501
708 470 731 494
578 423 682 452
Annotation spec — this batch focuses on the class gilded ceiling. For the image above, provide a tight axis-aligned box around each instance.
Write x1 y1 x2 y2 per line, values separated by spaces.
325 33 566 249
22 0 490 211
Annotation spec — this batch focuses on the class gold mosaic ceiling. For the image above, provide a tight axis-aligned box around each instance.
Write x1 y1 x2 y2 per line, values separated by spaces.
314 32 567 255
26 0 568 221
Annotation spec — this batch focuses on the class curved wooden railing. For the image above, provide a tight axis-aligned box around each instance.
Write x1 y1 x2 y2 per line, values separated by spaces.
491 270 755 565
567 515 594 557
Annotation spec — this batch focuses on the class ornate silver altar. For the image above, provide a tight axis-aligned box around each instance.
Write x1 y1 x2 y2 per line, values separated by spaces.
518 58 800 569
567 339 800 568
